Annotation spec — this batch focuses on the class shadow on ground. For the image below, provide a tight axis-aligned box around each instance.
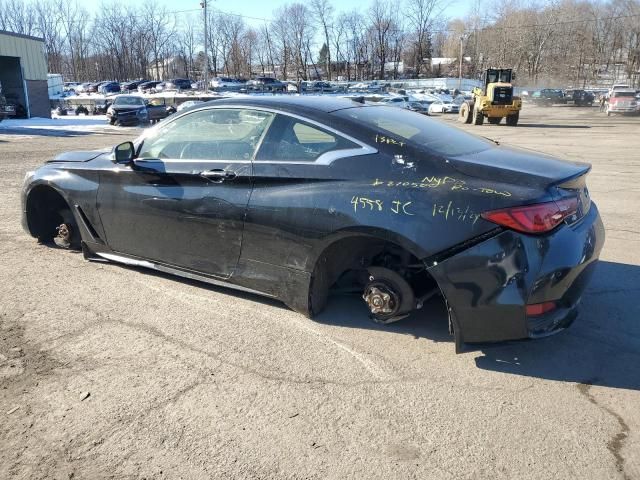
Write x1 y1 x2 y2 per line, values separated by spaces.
318 261 640 391
83 255 640 391
473 260 640 391
517 123 591 129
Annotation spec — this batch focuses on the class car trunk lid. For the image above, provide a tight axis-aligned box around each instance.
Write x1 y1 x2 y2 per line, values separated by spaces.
447 145 591 188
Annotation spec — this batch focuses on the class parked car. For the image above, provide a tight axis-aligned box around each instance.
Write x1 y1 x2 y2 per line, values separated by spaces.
531 89 567 106
2 93 26 118
121 80 148 92
246 77 286 92
64 82 81 94
210 77 243 90
565 89 595 107
145 97 177 123
608 84 631 98
406 101 430 115
98 82 121 94
177 100 204 112
427 94 459 114
21 96 604 351
302 81 336 93
283 81 299 93
380 96 410 109
105 95 149 126
137 81 162 93
606 90 639 116
0 81 13 121
74 83 92 94
86 82 106 94
163 78 193 91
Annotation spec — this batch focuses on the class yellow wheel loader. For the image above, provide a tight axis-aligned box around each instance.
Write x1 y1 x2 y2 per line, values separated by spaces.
459 68 522 126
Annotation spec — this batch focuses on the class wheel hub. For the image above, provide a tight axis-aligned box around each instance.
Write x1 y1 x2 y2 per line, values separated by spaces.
363 284 398 316
54 223 72 248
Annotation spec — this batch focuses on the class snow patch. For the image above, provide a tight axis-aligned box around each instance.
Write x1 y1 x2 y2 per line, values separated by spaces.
0 115 135 134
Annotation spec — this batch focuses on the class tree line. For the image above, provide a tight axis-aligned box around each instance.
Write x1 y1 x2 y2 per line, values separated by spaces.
0 0 638 87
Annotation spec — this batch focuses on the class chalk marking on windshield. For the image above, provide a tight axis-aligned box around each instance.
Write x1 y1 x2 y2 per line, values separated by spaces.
374 134 405 147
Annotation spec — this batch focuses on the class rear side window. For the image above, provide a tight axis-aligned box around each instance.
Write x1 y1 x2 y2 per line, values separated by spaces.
335 106 492 157
256 114 357 162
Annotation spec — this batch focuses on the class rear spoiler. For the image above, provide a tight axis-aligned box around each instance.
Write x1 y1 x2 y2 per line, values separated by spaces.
554 165 591 189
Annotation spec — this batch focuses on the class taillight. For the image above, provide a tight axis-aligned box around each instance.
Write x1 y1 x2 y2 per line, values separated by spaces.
526 301 557 316
481 197 578 234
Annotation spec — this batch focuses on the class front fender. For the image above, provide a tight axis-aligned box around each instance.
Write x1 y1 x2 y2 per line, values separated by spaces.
21 165 103 241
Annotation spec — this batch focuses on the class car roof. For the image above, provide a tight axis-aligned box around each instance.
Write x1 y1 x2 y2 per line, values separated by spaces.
204 96 363 113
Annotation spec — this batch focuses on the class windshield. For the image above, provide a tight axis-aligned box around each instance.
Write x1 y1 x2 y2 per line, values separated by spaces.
335 106 493 157
114 96 145 106
613 92 636 98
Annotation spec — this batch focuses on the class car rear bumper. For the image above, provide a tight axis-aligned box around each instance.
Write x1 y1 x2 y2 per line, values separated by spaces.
608 105 638 113
427 203 605 344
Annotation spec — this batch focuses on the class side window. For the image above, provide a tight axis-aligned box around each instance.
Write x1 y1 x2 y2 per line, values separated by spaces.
138 108 273 161
255 114 357 162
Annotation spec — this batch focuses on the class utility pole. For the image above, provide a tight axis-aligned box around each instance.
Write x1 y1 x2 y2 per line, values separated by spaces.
458 35 464 91
201 0 209 93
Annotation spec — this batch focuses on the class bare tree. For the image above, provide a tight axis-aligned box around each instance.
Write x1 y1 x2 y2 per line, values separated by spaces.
405 0 441 76
144 3 176 80
311 0 334 80
178 15 198 79
368 0 397 79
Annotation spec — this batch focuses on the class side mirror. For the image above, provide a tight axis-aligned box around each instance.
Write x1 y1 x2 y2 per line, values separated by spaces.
112 141 135 164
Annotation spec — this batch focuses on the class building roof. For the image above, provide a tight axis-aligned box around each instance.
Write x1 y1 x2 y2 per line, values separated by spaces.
0 30 44 43
0 30 48 80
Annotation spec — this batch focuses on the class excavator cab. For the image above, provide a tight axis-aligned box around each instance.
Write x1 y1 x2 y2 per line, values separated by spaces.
484 68 513 88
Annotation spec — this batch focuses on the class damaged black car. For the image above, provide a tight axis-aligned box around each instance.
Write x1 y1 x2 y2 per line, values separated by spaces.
21 97 604 351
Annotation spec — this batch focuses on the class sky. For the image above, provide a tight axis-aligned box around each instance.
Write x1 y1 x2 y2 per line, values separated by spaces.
85 0 474 26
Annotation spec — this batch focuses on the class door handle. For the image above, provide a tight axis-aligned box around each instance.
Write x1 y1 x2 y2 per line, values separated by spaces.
199 169 237 182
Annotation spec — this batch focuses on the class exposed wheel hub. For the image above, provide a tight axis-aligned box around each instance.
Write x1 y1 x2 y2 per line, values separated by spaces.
54 223 72 248
363 281 399 318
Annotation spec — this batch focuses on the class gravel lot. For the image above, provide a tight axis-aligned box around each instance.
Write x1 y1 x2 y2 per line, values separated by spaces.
1 105 639 479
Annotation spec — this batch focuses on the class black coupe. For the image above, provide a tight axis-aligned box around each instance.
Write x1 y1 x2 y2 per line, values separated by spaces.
21 97 604 351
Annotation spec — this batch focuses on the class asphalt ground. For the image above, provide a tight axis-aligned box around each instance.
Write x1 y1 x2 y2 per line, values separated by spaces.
0 105 639 479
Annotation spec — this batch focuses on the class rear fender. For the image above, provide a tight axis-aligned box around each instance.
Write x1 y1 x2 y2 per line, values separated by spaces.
427 230 536 344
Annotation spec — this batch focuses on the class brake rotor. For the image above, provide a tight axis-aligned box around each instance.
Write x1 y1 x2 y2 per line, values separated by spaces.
54 223 72 248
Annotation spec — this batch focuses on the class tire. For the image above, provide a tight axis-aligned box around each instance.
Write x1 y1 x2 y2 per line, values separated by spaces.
458 102 472 124
487 117 502 125
506 112 519 126
472 106 484 125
